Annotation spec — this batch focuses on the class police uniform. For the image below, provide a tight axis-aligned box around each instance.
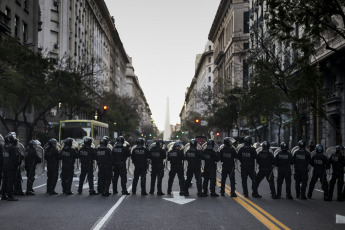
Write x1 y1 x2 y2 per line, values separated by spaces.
184 146 203 196
45 144 60 195
131 144 150 195
292 148 311 199
60 145 78 195
220 145 237 196
149 145 166 195
238 145 257 197
274 150 293 199
111 144 130 195
78 145 97 195
167 147 185 195
328 151 345 201
96 145 112 196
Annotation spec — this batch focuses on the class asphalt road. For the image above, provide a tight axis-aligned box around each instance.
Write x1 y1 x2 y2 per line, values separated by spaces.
0 168 344 230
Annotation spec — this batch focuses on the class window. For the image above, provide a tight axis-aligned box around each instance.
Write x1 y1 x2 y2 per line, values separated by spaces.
208 57 211 63
243 42 249 50
208 67 211 73
208 76 211 82
14 16 19 37
243 11 249 33
22 22 28 43
208 45 211 51
5 7 11 17
24 0 28 10
208 86 211 91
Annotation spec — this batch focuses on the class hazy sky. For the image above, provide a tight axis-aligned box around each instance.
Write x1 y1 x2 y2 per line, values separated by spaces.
104 0 220 131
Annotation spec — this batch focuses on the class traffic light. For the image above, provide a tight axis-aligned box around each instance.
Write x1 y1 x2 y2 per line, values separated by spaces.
142 129 145 133
149 134 152 137
216 132 220 136
103 105 108 110
195 119 200 124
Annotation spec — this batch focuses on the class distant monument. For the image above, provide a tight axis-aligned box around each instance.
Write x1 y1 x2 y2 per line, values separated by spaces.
164 98 171 141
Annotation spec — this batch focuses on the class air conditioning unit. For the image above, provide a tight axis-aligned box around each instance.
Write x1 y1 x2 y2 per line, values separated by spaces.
53 0 59 7
54 43 59 49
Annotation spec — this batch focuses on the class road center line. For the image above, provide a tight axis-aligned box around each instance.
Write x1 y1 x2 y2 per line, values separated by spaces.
33 183 47 189
91 185 132 230
216 178 290 230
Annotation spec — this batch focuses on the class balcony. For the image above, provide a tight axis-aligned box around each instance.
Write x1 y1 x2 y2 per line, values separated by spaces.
0 11 11 34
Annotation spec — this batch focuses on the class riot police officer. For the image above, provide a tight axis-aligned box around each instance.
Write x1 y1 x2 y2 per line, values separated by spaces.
131 138 150 195
149 139 166 195
25 140 42 195
167 142 185 196
96 137 112 196
60 138 78 195
274 142 293 199
1 133 20 201
252 141 277 199
219 137 238 197
78 137 97 195
328 145 345 201
307 144 329 200
184 139 204 197
111 136 130 195
238 136 257 198
13 138 25 196
202 139 219 197
45 138 60 195
292 140 311 200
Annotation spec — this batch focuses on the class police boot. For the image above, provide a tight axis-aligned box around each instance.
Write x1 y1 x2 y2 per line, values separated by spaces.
300 195 307 200
141 191 148 196
323 196 331 201
89 190 98 195
210 192 219 197
49 191 58 195
1 195 8 200
230 193 237 197
157 191 165 196
272 194 279 199
221 192 225 197
7 196 18 201
197 193 207 197
149 189 154 195
26 191 35 196
252 193 262 198
14 191 25 196
122 191 130 195
286 194 293 200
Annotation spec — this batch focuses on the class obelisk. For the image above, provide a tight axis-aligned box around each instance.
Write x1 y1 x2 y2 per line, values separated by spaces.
164 97 171 141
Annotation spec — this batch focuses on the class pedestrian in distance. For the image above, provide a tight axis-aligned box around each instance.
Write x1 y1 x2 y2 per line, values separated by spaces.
111 136 130 195
184 139 205 197
167 142 185 196
148 139 166 196
60 138 78 195
307 144 330 201
44 138 60 195
96 137 112 196
202 139 219 197
274 142 293 199
219 137 237 197
327 145 345 202
78 137 98 195
131 138 150 195
252 141 278 199
238 136 257 198
292 140 311 200
24 140 42 195
1 133 21 201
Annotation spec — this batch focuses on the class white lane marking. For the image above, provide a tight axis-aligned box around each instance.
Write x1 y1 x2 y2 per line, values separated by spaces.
163 191 195 205
314 189 324 193
336 214 345 224
91 185 132 230
33 183 47 189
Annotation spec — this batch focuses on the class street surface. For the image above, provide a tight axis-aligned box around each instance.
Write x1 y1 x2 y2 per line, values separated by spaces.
0 168 344 230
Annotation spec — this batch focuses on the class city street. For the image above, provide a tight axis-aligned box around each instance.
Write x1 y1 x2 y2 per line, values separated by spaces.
1 169 344 230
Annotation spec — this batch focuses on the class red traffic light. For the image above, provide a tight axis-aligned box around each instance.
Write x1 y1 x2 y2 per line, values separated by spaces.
103 105 108 110
195 119 200 123
142 129 145 133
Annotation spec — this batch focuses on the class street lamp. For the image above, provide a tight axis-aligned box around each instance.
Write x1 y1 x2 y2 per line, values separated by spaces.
94 110 98 120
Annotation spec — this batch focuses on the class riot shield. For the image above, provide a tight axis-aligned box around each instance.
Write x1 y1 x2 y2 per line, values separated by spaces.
17 142 26 157
165 142 175 172
127 145 137 175
35 145 45 175
0 134 4 148
326 146 337 179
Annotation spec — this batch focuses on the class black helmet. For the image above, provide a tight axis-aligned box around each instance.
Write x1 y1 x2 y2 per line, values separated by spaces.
65 138 73 147
244 136 252 146
190 139 197 148
48 138 58 147
206 139 215 150
116 136 125 147
262 141 270 150
4 133 15 147
280 142 288 151
224 137 232 147
84 137 93 147
315 144 323 154
29 140 39 148
173 142 181 150
298 140 306 149
155 139 164 148
336 145 344 153
137 138 145 147
100 137 108 147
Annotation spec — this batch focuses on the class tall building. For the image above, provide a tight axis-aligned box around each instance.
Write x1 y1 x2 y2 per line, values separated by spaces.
208 0 249 92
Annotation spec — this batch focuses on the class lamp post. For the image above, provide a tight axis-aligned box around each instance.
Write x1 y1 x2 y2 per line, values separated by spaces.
94 110 98 121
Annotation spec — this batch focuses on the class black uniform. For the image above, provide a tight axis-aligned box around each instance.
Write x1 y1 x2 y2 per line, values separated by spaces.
131 146 150 194
148 146 166 194
25 147 41 193
96 146 112 195
60 147 78 194
45 146 60 194
292 148 311 198
1 145 20 199
78 146 96 194
238 145 257 196
253 150 276 197
13 154 24 195
307 153 329 199
220 146 237 195
111 145 130 194
328 153 345 200
184 148 203 195
202 149 218 195
274 150 293 198
167 148 185 194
